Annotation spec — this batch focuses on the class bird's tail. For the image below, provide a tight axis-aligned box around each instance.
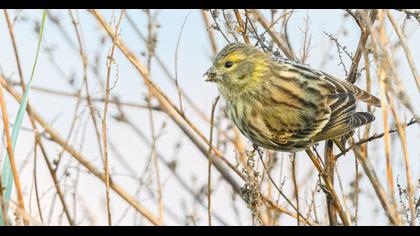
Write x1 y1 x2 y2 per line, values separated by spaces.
332 112 375 153
350 112 376 128
352 85 381 107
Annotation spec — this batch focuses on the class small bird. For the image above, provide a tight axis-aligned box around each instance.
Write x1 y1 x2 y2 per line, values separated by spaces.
204 43 380 152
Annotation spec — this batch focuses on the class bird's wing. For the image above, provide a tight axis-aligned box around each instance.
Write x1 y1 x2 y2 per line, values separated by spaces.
308 72 379 141
319 72 381 107
271 57 381 107
311 93 356 142
266 58 378 143
260 72 332 143
312 93 375 142
307 72 378 141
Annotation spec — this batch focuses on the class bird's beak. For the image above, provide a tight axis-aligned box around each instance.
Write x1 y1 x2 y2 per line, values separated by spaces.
203 67 216 82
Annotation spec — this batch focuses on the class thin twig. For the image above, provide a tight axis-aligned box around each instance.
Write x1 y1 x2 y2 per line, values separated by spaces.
335 165 353 225
147 9 165 224
208 10 231 43
387 10 420 92
222 10 239 43
174 10 191 114
291 154 300 226
101 9 125 226
207 96 219 226
256 148 312 226
251 9 297 60
69 9 105 165
32 144 45 224
336 119 417 158
35 136 74 225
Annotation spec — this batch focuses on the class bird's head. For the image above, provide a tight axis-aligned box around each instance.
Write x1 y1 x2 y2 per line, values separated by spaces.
204 43 269 100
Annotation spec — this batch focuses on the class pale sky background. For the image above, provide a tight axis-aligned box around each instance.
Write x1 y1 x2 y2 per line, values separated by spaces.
0 9 418 225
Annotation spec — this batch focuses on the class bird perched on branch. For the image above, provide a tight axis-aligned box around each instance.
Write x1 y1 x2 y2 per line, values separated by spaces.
204 43 380 152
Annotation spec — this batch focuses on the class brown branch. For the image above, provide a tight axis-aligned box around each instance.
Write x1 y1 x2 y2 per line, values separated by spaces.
0 102 8 227
305 149 350 225
234 9 250 44
324 140 338 225
262 196 319 226
378 11 398 215
35 136 74 225
346 9 378 83
7 82 162 111
201 10 219 55
291 154 300 226
387 94 416 225
349 138 402 225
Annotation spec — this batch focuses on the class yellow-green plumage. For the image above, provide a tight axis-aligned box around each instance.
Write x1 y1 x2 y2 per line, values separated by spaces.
205 43 380 152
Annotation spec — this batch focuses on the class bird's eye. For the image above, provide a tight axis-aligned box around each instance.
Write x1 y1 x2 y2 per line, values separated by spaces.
224 61 233 68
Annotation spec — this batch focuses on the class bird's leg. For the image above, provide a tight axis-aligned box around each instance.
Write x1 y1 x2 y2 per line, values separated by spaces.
334 130 355 159
252 144 259 153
